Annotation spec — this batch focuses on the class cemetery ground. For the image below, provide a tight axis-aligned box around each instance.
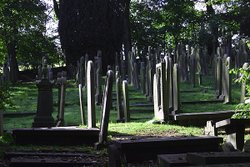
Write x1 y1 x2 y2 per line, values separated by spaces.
0 75 250 166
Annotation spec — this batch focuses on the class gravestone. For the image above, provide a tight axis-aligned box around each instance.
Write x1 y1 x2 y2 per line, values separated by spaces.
84 53 89 88
140 62 146 94
216 48 223 98
87 61 96 128
56 71 67 126
116 71 124 122
240 63 249 103
147 47 153 101
153 60 169 122
222 57 232 103
33 57 54 127
95 70 114 149
77 56 85 86
122 80 130 122
153 74 159 119
168 56 174 111
79 83 86 125
173 63 180 114
95 51 102 105
195 46 202 85
190 47 196 87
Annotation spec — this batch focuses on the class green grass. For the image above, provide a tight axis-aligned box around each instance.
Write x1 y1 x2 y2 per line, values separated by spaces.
1 75 248 142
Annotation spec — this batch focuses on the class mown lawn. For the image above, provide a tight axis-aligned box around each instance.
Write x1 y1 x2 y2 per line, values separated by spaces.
1 74 249 149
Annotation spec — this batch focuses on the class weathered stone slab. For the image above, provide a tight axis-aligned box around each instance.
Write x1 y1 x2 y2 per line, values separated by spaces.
12 127 99 145
108 136 222 165
172 110 234 126
207 118 250 150
186 152 250 165
158 154 188 167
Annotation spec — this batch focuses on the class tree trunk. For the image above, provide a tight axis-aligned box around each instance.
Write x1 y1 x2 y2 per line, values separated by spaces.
54 0 126 71
7 41 19 84
123 0 132 77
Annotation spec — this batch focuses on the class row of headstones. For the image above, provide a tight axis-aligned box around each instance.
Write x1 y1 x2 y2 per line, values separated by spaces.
75 58 115 147
214 48 232 103
34 57 115 146
115 68 130 122
76 51 103 106
153 56 180 123
125 45 210 103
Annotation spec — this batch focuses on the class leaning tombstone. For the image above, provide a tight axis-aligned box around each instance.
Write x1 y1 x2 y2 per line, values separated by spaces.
122 80 130 122
95 51 102 105
87 61 96 128
33 57 54 127
95 70 114 149
79 82 86 125
56 71 67 126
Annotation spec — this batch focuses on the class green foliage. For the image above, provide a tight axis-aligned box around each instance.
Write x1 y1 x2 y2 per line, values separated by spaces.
0 0 61 69
130 0 199 48
231 66 250 118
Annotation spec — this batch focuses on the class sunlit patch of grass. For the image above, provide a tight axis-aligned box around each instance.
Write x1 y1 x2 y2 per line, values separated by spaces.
108 122 203 138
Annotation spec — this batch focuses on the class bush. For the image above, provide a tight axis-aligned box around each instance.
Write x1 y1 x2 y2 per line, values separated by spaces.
231 66 250 119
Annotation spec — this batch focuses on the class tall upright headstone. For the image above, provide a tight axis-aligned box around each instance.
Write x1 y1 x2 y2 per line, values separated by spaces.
79 81 86 125
84 53 89 88
33 57 54 127
140 62 146 94
95 70 114 149
222 57 232 104
190 47 196 87
95 51 102 105
87 61 96 128
173 63 180 114
168 56 174 111
122 80 130 122
216 48 223 98
116 70 124 122
56 71 67 126
154 60 169 122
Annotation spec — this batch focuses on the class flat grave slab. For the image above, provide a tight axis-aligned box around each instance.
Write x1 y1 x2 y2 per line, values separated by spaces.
108 136 223 166
12 127 100 145
171 110 234 126
186 152 250 165
158 154 188 167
